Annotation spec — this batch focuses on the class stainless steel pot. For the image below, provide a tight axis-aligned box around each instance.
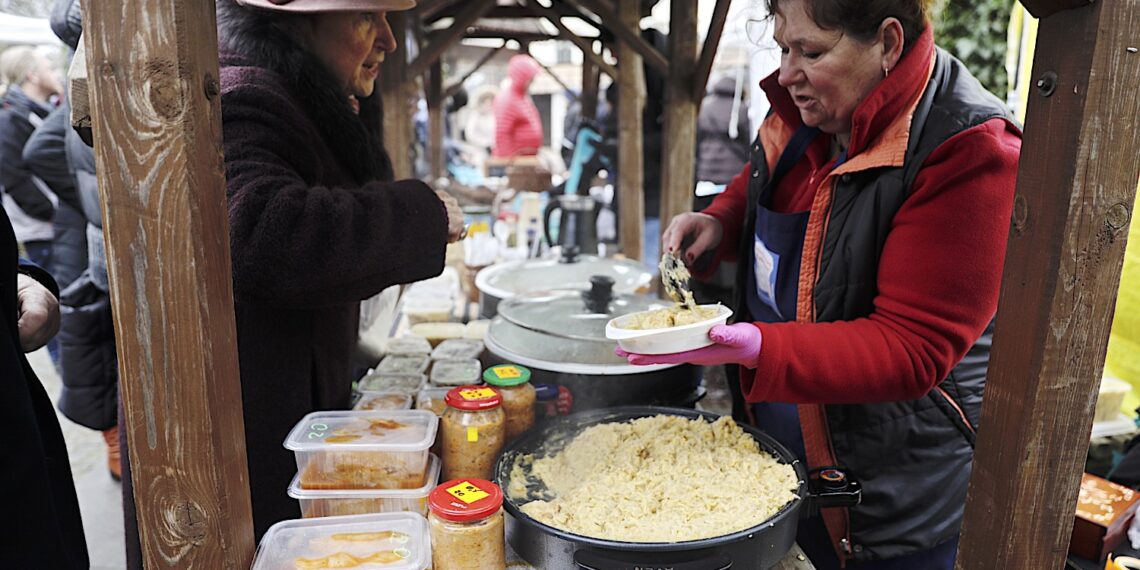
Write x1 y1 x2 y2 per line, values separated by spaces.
483 279 702 410
474 252 653 318
495 407 862 570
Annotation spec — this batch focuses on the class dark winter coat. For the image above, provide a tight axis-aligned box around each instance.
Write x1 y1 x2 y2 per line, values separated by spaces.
218 0 449 537
0 205 88 569
0 86 56 238
696 76 751 186
24 104 86 288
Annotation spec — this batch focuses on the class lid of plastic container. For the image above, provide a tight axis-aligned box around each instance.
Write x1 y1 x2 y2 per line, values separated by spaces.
289 454 441 500
251 512 429 570
484 364 532 387
284 410 438 452
534 383 560 401
353 391 414 411
376 355 430 375
430 359 482 386
445 386 502 411
431 339 485 360
358 373 426 394
385 336 432 355
428 479 504 522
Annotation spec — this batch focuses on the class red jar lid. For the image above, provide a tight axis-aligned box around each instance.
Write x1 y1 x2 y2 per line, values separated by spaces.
445 385 502 411
429 478 504 522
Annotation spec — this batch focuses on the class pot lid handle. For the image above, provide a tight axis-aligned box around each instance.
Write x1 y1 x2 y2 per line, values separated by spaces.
582 275 615 313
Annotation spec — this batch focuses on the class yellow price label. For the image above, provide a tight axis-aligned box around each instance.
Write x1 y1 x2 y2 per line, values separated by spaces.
446 481 490 504
460 387 496 401
494 366 522 379
467 426 479 442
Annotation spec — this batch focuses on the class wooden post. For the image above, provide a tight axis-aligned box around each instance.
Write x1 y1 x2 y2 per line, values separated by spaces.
956 1 1140 568
383 10 413 180
568 0 669 75
658 0 699 233
408 0 496 79
617 0 645 261
581 49 600 121
693 0 733 101
82 0 254 567
428 59 444 180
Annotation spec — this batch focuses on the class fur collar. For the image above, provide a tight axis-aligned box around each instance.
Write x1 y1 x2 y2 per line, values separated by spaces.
216 0 393 183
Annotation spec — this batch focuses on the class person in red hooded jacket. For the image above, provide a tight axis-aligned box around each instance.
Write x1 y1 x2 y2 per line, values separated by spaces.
492 54 544 158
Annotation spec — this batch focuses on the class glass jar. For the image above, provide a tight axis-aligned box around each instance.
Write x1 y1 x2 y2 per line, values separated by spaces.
440 386 506 481
483 364 536 441
428 479 506 570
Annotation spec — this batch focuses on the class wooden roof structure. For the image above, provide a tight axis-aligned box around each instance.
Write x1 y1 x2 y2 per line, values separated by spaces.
73 0 1140 567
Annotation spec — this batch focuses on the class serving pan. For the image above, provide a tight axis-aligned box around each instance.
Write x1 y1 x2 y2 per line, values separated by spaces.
494 407 860 570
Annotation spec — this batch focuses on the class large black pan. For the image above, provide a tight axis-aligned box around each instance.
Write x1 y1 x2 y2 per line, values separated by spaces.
494 406 860 570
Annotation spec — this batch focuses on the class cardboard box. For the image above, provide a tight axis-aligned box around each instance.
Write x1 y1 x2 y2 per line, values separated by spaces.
1071 473 1140 562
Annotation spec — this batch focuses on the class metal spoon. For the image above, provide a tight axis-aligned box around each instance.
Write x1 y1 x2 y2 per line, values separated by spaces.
660 251 697 311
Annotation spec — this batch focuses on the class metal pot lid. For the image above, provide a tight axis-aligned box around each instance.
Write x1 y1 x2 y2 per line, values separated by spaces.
475 255 653 300
487 286 675 374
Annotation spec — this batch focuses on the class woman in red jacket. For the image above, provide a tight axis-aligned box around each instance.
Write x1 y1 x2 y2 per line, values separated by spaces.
620 0 1021 568
492 54 545 158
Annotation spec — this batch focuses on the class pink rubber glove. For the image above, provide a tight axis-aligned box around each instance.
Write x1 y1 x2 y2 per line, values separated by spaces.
615 323 763 368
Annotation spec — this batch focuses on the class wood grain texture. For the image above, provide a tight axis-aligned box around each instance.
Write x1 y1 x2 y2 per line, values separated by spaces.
617 0 645 261
67 37 90 129
657 0 699 232
957 1 1140 568
581 54 600 121
382 11 413 180
81 0 254 567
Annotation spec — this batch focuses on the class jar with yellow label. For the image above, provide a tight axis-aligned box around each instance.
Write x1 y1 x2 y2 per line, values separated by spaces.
483 364 536 441
428 478 506 570
440 386 506 481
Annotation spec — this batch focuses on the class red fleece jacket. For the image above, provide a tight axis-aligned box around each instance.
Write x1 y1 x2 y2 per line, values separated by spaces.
702 30 1022 405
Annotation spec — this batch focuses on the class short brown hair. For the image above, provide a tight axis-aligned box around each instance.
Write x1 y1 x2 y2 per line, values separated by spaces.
766 0 934 51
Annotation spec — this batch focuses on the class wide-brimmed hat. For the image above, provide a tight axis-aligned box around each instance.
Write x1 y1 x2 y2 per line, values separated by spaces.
235 0 415 12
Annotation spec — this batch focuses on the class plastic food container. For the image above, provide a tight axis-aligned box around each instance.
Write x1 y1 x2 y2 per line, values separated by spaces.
358 373 426 396
431 359 482 387
431 339 485 361
285 410 439 490
376 354 431 376
251 512 430 570
288 454 441 518
385 336 433 356
409 322 467 347
353 391 414 411
428 479 506 570
403 297 454 326
416 386 451 416
1096 376 1133 423
605 304 734 355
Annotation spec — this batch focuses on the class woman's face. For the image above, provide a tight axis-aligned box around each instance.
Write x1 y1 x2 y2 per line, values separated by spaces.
307 11 396 99
773 0 889 139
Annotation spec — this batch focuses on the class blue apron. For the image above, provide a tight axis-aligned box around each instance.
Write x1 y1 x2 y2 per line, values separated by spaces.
745 128 959 570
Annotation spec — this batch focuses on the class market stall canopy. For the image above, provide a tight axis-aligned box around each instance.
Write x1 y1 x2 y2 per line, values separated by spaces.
0 12 59 46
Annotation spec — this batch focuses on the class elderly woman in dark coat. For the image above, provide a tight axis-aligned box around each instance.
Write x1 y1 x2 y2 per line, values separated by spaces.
217 0 464 537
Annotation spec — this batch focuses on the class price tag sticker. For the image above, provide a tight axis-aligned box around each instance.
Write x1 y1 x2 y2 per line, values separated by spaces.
467 426 479 442
460 387 496 401
446 481 491 504
494 366 522 379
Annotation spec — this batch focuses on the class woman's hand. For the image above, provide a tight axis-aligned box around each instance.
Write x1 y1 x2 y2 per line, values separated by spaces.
616 323 762 369
661 212 724 265
15 273 60 353
435 189 465 243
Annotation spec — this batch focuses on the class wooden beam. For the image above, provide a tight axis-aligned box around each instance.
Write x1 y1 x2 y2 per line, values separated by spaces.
580 52 600 121
409 0 496 79
444 44 506 100
428 5 534 23
382 10 413 179
657 0 699 234
567 0 669 75
428 60 445 180
956 1 1140 568
430 30 556 41
522 0 619 80
531 56 576 97
82 0 254 567
418 0 458 20
693 0 733 102
617 0 645 261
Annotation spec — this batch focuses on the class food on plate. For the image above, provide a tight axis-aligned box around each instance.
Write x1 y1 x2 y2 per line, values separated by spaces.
619 304 720 330
511 415 798 542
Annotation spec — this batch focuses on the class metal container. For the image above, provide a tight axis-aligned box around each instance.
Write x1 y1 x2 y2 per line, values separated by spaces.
474 252 653 318
484 278 701 411
495 407 861 570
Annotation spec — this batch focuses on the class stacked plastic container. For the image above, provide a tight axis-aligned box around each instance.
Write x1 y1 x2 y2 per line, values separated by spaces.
251 513 430 570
